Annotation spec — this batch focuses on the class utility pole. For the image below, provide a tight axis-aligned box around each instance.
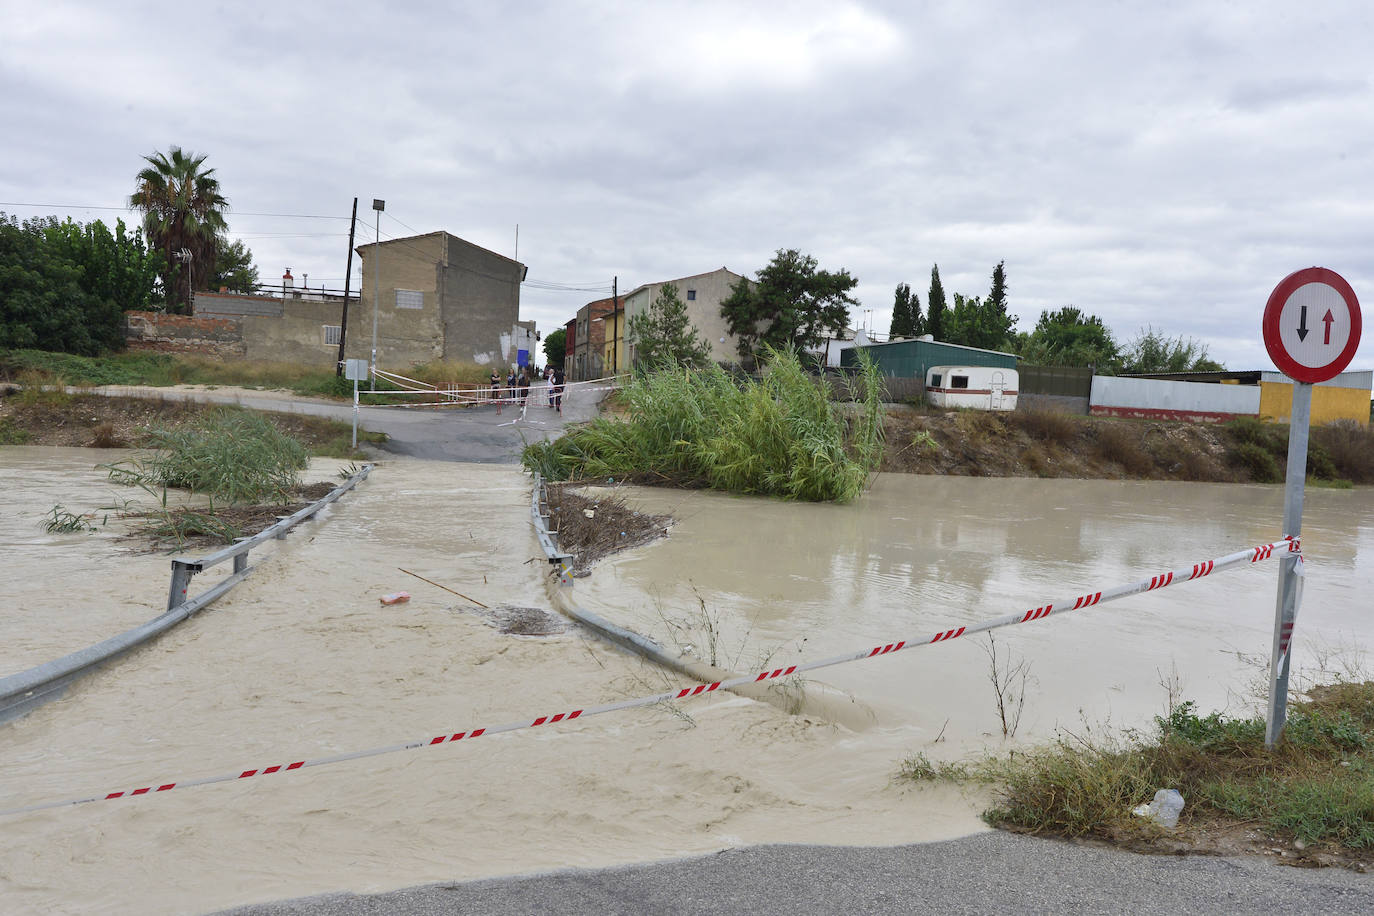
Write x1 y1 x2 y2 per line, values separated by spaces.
335 197 358 376
370 199 385 375
612 275 618 377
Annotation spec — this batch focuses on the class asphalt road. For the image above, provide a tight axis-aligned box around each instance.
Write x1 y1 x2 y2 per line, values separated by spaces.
213 832 1374 916
90 380 602 463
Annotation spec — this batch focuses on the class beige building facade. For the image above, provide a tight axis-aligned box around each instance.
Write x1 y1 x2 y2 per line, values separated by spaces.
620 267 748 366
356 231 527 368
192 230 528 369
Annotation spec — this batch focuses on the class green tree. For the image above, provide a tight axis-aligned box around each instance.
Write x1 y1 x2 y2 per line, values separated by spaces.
943 292 1017 351
543 327 567 369
627 282 712 369
720 248 858 366
130 146 229 313
1121 327 1224 374
888 282 923 338
1018 306 1120 370
988 260 1008 314
40 216 161 314
926 264 947 341
211 237 259 293
0 213 124 354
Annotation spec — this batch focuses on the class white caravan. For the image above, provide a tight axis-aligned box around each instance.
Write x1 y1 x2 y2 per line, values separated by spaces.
925 365 1018 411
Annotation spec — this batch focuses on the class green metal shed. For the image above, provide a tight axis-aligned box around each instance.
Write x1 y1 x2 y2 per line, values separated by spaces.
841 338 1018 380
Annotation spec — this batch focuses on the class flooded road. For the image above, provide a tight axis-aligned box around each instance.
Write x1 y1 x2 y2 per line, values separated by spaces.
577 475 1374 746
0 448 355 672
1 450 1370 914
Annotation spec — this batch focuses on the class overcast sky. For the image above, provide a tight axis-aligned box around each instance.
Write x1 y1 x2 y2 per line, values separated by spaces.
3 0 1373 372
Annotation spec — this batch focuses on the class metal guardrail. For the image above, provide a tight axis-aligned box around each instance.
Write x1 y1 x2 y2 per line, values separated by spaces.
529 472 573 567
0 464 374 725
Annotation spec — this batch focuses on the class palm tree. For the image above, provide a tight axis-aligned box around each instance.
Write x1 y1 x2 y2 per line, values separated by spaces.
130 146 228 313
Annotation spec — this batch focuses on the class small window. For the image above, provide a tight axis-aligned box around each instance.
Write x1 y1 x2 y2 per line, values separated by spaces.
322 325 342 346
395 289 424 309
686 289 696 301
930 373 942 387
952 375 969 389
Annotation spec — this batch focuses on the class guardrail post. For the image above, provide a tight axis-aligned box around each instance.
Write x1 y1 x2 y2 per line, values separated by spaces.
233 552 248 574
167 561 194 611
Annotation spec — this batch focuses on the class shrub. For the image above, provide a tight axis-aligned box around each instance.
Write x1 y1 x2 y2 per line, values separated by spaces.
1226 415 1284 452
0 415 30 444
952 408 1003 447
1306 440 1338 481
1019 444 1053 477
1314 420 1374 483
1231 441 1282 483
1011 409 1078 444
88 421 122 448
1094 424 1154 476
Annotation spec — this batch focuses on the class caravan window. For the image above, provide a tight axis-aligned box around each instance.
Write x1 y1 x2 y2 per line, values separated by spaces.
952 375 969 389
929 373 942 387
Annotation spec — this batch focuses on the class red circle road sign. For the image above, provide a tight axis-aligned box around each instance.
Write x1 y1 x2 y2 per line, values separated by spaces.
1263 267 1362 384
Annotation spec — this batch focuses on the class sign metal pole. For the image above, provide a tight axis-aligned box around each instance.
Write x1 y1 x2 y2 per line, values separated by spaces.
1264 381 1310 748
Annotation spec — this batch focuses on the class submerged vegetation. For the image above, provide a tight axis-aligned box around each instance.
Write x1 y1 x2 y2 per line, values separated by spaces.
523 349 885 502
104 407 308 504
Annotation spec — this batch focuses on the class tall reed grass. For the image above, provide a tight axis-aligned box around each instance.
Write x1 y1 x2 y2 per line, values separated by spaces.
524 349 884 502
104 407 308 504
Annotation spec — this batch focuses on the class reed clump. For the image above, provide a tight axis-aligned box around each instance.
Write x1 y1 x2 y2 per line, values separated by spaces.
524 348 884 502
104 407 308 504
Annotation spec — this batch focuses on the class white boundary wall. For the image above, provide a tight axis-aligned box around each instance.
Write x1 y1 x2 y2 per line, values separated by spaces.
1090 376 1260 422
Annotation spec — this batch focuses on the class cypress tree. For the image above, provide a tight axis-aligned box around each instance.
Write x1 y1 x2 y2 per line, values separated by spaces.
889 283 913 337
926 264 947 341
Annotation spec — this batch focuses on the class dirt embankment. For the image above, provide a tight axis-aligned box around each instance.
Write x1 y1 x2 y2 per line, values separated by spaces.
879 406 1241 482
0 390 366 454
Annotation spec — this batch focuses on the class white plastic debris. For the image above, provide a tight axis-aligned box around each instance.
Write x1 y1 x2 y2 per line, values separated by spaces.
1133 788 1185 828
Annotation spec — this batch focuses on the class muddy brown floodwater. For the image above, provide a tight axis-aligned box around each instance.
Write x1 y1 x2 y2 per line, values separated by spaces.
1 450 1371 915
576 475 1374 746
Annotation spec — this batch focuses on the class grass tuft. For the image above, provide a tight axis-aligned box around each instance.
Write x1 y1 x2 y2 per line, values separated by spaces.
1010 409 1078 443
920 683 1374 853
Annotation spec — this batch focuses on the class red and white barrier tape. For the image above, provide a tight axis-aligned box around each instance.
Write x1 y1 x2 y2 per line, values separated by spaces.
0 537 1298 818
360 370 620 410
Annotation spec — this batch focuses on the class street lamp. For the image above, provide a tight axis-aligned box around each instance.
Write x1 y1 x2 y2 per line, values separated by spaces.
370 199 385 375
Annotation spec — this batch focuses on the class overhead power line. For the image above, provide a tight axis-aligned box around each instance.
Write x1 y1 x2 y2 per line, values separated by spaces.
0 201 350 219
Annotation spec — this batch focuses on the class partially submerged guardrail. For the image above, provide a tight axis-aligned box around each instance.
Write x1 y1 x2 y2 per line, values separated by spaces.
0 464 373 724
529 472 573 568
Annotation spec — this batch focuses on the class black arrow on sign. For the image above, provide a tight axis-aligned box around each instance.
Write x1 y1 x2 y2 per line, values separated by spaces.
1323 309 1335 345
1296 306 1309 341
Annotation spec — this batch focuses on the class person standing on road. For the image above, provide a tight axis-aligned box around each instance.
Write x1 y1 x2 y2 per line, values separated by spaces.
550 365 565 413
490 370 502 414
